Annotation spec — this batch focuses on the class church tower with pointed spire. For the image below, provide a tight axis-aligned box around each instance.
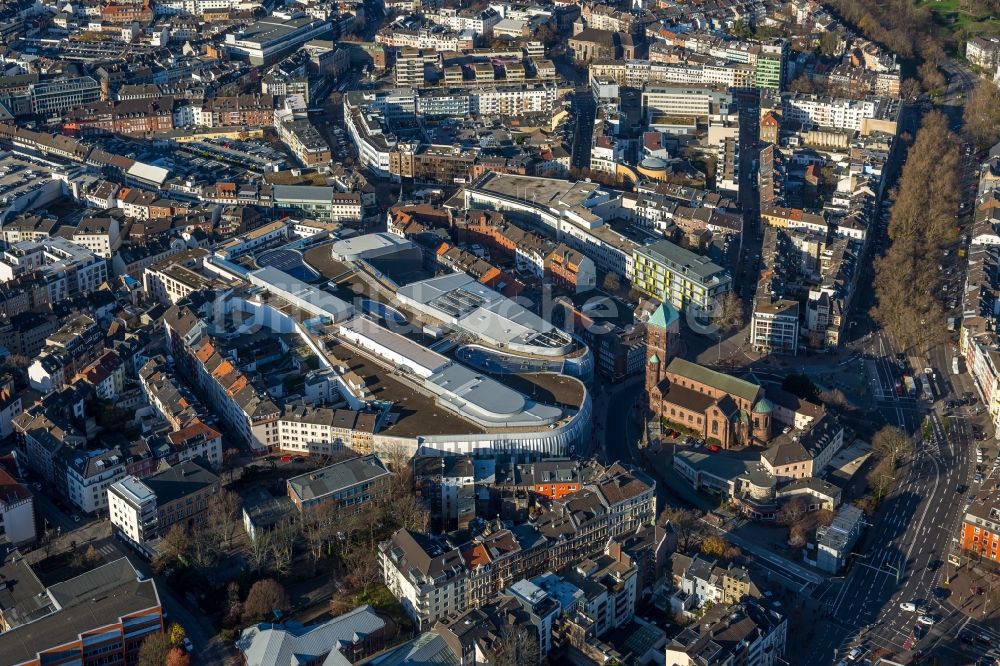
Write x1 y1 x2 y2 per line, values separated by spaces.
644 303 679 410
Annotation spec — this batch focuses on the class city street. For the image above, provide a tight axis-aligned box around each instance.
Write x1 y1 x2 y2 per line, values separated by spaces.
794 59 989 665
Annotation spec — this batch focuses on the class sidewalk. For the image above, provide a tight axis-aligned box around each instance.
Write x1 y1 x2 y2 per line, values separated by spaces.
943 564 1000 624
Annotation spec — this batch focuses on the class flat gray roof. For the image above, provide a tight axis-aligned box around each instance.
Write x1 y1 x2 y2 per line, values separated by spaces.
396 273 572 353
272 184 335 203
287 454 391 502
473 172 602 210
425 363 563 427
340 316 449 375
636 239 729 283
248 266 354 322
331 232 418 261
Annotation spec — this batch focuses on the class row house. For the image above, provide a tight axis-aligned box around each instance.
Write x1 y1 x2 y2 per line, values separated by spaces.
380 464 656 631
274 402 379 456
163 304 280 453
197 94 275 128
72 349 126 401
28 315 106 393
63 98 174 136
544 246 597 294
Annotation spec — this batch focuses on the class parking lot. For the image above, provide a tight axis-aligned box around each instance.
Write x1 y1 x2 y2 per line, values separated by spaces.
256 247 321 282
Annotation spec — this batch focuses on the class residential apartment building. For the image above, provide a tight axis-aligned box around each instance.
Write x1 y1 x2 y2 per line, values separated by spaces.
632 240 732 313
0 238 107 303
967 36 1000 70
108 459 220 550
163 304 281 453
751 297 799 356
71 216 120 258
558 555 638 636
66 447 128 515
958 486 1000 563
0 378 24 440
380 529 468 630
381 464 655 630
665 599 786 666
27 314 105 393
275 403 379 456
275 119 331 166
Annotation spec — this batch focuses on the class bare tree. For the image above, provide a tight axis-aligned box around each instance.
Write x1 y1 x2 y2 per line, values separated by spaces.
493 625 540 666
207 490 242 551
872 425 912 469
189 529 217 570
246 529 272 574
602 272 621 294
269 518 298 576
870 468 894 503
345 544 381 596
154 524 190 573
301 511 335 569
394 492 431 534
663 507 702 552
138 633 173 666
777 496 809 526
221 448 242 483
715 292 744 333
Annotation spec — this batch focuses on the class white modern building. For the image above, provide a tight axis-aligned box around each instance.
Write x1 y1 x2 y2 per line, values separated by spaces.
0 238 107 302
108 460 220 551
396 272 574 357
66 449 127 515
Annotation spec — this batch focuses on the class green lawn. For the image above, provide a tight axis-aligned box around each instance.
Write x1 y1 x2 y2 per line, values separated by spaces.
918 0 1000 39
351 585 414 633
